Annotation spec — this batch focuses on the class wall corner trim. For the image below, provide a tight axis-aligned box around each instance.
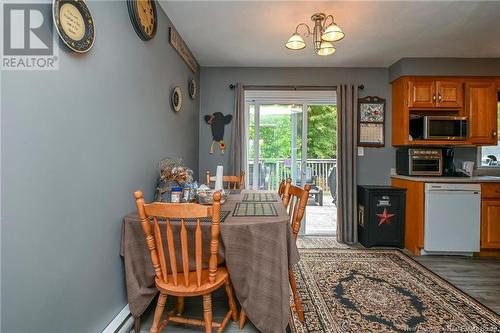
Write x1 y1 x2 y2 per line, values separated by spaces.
101 304 134 333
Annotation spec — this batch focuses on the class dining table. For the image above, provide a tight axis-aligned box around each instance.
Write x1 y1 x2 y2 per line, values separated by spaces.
120 190 300 333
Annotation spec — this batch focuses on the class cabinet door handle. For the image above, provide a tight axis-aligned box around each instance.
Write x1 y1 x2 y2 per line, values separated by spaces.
432 94 436 102
493 130 497 138
438 94 442 102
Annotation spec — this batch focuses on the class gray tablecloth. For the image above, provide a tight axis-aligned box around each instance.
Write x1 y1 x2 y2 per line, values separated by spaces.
120 190 299 333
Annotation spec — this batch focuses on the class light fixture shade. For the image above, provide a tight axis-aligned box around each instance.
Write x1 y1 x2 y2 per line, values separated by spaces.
316 41 336 56
321 23 345 42
285 33 306 50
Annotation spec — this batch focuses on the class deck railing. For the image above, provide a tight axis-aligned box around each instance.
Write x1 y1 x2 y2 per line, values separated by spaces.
248 159 337 192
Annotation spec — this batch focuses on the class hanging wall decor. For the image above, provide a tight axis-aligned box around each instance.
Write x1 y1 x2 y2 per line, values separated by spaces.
127 0 157 41
204 112 233 154
169 27 198 73
171 87 183 112
53 0 95 53
358 96 385 147
188 79 197 99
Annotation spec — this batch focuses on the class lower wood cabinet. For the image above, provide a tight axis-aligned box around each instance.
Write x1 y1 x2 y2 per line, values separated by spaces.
481 200 500 248
481 184 500 250
390 178 500 256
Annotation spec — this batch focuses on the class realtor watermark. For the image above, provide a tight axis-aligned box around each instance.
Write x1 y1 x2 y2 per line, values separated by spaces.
1 3 59 70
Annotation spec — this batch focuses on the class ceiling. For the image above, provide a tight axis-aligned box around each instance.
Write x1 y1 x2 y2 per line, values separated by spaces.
159 1 500 68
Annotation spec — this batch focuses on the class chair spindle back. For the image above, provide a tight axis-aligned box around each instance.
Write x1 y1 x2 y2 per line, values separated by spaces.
134 191 222 287
205 170 245 190
283 183 311 238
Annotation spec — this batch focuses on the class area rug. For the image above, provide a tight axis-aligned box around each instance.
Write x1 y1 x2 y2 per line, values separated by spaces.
296 236 349 249
290 249 500 333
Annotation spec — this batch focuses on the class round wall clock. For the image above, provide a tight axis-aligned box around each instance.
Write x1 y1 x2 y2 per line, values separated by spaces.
127 0 158 41
171 87 183 112
188 79 197 99
53 0 95 53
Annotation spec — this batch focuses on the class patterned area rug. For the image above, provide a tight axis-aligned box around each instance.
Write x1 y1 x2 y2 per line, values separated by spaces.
296 236 349 249
290 249 500 333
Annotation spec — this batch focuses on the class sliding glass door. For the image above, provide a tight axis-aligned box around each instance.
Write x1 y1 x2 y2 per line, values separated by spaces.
245 90 337 235
247 103 306 190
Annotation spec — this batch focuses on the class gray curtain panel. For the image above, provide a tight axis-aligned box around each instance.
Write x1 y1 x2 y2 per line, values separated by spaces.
229 83 247 179
336 84 358 244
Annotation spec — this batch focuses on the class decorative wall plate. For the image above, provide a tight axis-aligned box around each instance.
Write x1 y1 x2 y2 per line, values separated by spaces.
171 87 183 112
127 0 157 41
188 79 197 99
53 0 95 53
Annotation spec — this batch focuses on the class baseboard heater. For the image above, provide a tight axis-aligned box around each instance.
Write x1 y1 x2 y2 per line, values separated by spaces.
101 304 135 333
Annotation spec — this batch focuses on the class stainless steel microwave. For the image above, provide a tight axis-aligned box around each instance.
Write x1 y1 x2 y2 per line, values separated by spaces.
409 116 468 141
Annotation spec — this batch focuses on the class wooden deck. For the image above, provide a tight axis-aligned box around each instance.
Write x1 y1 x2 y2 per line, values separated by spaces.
305 193 336 235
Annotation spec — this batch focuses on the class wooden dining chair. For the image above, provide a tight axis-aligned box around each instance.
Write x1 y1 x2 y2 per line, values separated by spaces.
282 182 311 323
205 170 245 190
134 191 238 333
277 179 291 200
279 178 293 206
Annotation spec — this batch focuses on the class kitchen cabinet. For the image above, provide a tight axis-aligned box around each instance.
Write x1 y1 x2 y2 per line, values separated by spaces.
391 75 499 146
408 80 436 108
481 184 500 249
390 177 500 256
466 80 498 145
436 80 463 108
390 178 424 255
407 78 463 109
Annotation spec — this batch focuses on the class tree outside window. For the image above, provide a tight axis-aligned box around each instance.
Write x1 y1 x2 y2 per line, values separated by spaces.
480 101 500 167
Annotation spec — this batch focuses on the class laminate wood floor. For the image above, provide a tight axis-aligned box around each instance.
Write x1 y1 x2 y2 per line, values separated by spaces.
414 255 500 314
131 237 500 332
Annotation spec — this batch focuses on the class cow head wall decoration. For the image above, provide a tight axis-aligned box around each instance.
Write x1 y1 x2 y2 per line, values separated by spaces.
204 112 233 155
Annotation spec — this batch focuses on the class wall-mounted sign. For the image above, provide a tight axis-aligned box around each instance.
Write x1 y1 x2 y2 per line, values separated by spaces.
53 0 95 53
169 27 198 73
127 0 157 41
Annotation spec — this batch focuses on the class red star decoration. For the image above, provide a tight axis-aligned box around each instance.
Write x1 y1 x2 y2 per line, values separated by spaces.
376 208 395 226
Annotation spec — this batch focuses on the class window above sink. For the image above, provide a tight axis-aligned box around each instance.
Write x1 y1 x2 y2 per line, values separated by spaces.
479 95 500 168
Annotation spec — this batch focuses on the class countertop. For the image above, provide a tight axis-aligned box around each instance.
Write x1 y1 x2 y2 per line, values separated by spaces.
391 174 500 183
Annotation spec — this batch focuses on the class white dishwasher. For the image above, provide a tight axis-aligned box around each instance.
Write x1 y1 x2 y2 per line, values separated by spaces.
424 183 481 254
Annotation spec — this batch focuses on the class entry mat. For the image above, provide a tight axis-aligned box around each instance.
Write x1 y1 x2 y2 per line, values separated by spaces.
233 202 278 217
243 193 278 202
228 189 242 195
155 210 231 223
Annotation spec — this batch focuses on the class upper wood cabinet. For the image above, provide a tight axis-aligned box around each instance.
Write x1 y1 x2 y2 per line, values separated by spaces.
466 80 498 145
407 78 463 109
436 80 463 108
408 80 436 108
392 76 499 146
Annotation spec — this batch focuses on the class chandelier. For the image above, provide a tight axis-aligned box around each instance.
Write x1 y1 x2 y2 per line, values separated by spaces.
285 13 345 56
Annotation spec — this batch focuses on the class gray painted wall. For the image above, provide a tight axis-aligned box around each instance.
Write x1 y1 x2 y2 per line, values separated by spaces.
198 67 393 186
389 58 500 82
1 2 199 332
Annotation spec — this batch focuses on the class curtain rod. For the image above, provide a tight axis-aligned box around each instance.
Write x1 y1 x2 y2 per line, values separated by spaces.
228 84 365 90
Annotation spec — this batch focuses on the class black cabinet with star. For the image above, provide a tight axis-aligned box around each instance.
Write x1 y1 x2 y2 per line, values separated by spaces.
357 185 406 248
127 0 157 41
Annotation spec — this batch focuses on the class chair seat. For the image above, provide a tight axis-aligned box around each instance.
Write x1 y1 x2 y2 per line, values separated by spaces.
155 266 229 297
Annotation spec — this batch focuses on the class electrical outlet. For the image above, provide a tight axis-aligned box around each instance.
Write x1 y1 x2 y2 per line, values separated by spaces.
357 147 364 156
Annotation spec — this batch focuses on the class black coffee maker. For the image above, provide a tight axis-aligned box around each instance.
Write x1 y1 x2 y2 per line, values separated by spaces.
442 148 456 176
